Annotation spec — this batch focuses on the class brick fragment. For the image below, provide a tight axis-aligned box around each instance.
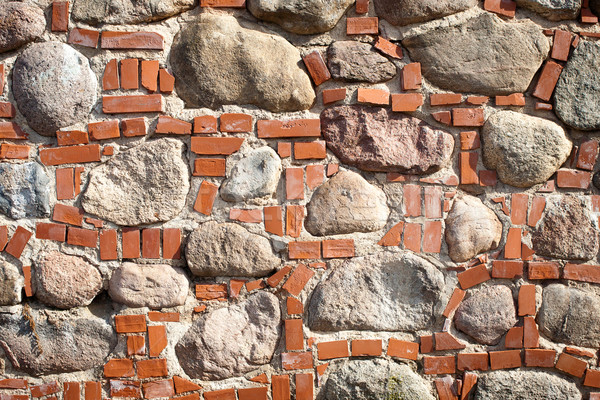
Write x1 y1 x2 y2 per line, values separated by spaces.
173 376 201 394
57 130 89 146
295 374 313 400
423 356 456 375
422 221 442 253
22 265 32 296
286 205 304 238
577 140 599 170
431 93 462 106
31 382 60 398
148 325 167 357
510 193 528 225
327 164 339 176
85 382 101 400
238 387 268 400
122 228 140 259
484 0 517 17
528 197 546 227
193 158 226 177
245 279 265 292
322 88 346 105
350 339 382 357
68 28 99 48
5 226 32 259
0 380 28 390
387 338 418 360
137 358 168 379
443 288 466 318
505 326 523 348
127 335 146 356
525 348 556 367
191 137 244 155
266 265 292 288
141 60 159 92
0 102 16 118
63 383 80 400
458 264 490 289
518 284 536 316
220 113 252 133
306 164 324 190
533 61 563 101
504 227 522 259
403 222 421 252
453 108 484 127
303 51 331 86
103 94 163 114
555 352 587 377
552 29 573 61
122 117 146 137
282 264 315 296
193 115 218 134
435 332 466 351
432 111 451 125
0 64 3 95
110 380 140 398
257 119 321 138
264 206 284 236
272 375 291 400
347 17 378 35
318 340 349 360
200 0 245 6
162 228 181 259
391 93 423 112
556 169 591 189
281 352 312 370
115 314 146 333
496 93 525 106
535 102 553 111
104 359 135 377
286 167 304 200
89 120 120 141
404 184 422 217
523 316 540 348
489 350 521 370
460 152 479 185
287 297 303 315
564 263 600 284
435 377 457 400
357 87 389 105
101 31 164 50
565 346 595 359
155 116 192 135
492 260 524 279
528 261 560 280
0 122 28 139
159 68 175 93
285 319 304 351
466 96 489 105
294 141 326 160
457 353 489 371
402 62 422 90
195 284 227 301
378 222 404 246
322 239 355 258
230 209 262 224
585 369 600 388
356 0 369 13
193 181 218 215
120 58 139 90
420 335 434 353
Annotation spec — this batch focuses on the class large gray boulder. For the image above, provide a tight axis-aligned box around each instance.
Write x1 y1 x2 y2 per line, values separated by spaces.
515 0 581 20
327 41 397 83
374 0 477 26
0 2 45 53
475 370 581 400
72 0 195 25
0 162 51 220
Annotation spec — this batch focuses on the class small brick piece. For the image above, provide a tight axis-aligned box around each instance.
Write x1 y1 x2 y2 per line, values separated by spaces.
387 338 419 360
0 226 8 251
518 284 536 316
287 297 304 315
391 93 424 112
523 316 540 348
489 350 521 370
264 206 284 236
220 113 252 133
492 260 524 279
535 102 553 111
528 197 546 227
196 284 228 301
101 31 164 50
484 0 517 17
286 205 304 238
286 167 304 200
193 181 218 215
295 374 313 400
0 102 15 118
374 36 402 58
461 372 478 400
430 93 462 106
238 387 268 400
457 353 489 371
318 340 349 360
303 51 331 86
466 96 489 105
443 288 466 318
460 131 480 150
122 118 146 137
63 382 80 400
552 29 572 61
191 137 244 155
281 352 313 370
453 108 484 127
98 229 117 260
582 7 599 23
420 335 434 354
435 332 466 351
0 64 3 95
525 349 556 367
110 380 140 398
528 261 560 280
403 222 421 253
347 17 378 35
266 265 292 288
141 60 159 92
282 264 315 296
423 221 442 254
533 61 564 101
31 382 60 398
285 319 304 351
127 335 146 356
565 346 595 359
148 325 167 357
115 315 146 335
356 0 369 13
173 376 201 394
577 140 599 170
155 116 192 135
504 227 522 259
496 93 525 106
89 120 120 141
51 1 69 32
458 264 491 290
423 186 442 218
511 193 528 225
245 279 265 292
68 28 100 48
357 88 389 105
306 164 324 190
159 68 175 93
0 143 28 160
104 359 135 378
193 158 226 177
0 380 28 390
56 168 75 200
322 88 347 105
322 239 355 258
432 111 451 125
423 356 456 375
22 265 32 296
505 327 524 349
585 369 600 388
434 377 456 400
556 169 591 189
57 130 89 146
203 389 235 400
460 152 479 185
120 58 139 90
137 359 168 379
122 228 140 259
404 184 422 217
564 263 600 284
555 352 587 378
0 122 28 139
351 339 382 357
272 375 291 400
200 0 245 6
194 116 218 134
402 62 422 90
294 141 327 160
5 226 33 259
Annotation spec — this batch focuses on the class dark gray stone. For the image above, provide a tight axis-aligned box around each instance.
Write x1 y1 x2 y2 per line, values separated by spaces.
0 162 51 220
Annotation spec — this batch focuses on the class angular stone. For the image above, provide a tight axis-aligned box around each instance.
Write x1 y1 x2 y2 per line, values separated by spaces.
554 41 600 130
403 13 550 96
445 196 502 263
455 285 517 345
81 139 189 226
305 170 389 236
0 308 116 376
323 359 435 400
0 162 51 220
327 41 396 83
220 147 282 203
171 14 315 112
247 0 354 34
539 284 600 347
308 251 445 332
12 42 97 136
0 2 45 53
321 105 454 174
176 292 280 380
374 0 477 26
72 0 195 25
475 370 581 400
482 111 572 188
0 261 23 306
109 263 189 308
515 0 581 20
34 251 102 310
186 222 280 277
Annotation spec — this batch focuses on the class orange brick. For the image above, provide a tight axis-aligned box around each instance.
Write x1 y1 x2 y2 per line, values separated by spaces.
432 111 451 125
484 0 516 17
495 93 525 106
104 359 135 378
203 389 235 400
306 164 324 190
5 227 33 259
142 228 160 259
148 325 168 357
442 288 466 318
193 158 226 177
491 260 524 279
115 314 146 333
525 349 556 368
191 137 244 155
466 96 490 105
346 17 378 35
504 227 522 259
110 380 140 398
103 59 119 90
422 220 442 254
457 264 490 289
172 376 201 394
518 284 536 316
287 297 303 315
264 206 284 236
51 1 69 31
238 387 268 400
63 383 80 400
137 358 168 379
56 168 74 200
452 108 484 127
402 62 422 90
121 58 139 90
535 102 553 111
303 51 331 86
577 140 599 170
294 141 326 160
272 375 290 400
285 319 304 351
266 265 292 288
420 335 434 353
528 197 546 227
278 142 292 158
22 265 32 296
533 61 563 102
162 228 181 260
141 60 159 92
404 184 422 217
317 340 349 360
322 88 346 105
435 377 456 400
556 169 591 189
403 222 421 253
103 94 163 114
196 284 228 301
555 352 587 378
53 204 84 226
99 229 118 260
423 356 456 375
193 181 218 215
351 339 382 357
282 264 315 296
31 382 60 398
565 346 595 359
0 380 28 390
523 316 540 348
528 261 560 280
505 326 523 349
356 0 369 13
357 88 389 105
193 115 218 134
122 228 140 259
552 29 573 61
460 152 479 185
148 312 180 323
374 36 402 59
200 0 245 7
257 119 321 138
101 31 164 50
564 263 600 284
322 239 354 258
40 144 101 166
230 209 262 224
435 332 466 351
245 279 265 292
387 338 419 360
510 193 528 225
84 382 101 400
0 103 20 119
0 143 29 160
122 117 146 137
489 350 521 370
155 116 192 135
286 205 304 238
0 122 28 139
391 93 423 112
127 335 146 356
159 68 175 93
462 372 478 400
281 352 312 370
378 222 404 246
457 353 489 371
430 93 462 106
220 113 252 133
286 168 304 200
295 373 313 400
0 64 3 96
460 131 480 150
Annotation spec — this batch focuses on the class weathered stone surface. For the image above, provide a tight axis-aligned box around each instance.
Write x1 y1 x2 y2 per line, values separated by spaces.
455 285 517 345
482 111 572 188
532 196 599 260
403 13 550 96
186 222 280 277
305 170 389 236
0 262 23 306
247 0 354 34
34 252 102 310
171 14 315 112
321 105 454 174
0 309 116 376
475 370 581 400
445 196 502 263
0 2 45 53
81 139 189 226
327 41 397 83
12 42 97 136
308 251 444 332
72 0 195 25
322 359 435 400
554 40 600 130
515 0 581 20
176 292 280 380
0 162 51 220
220 147 282 203
539 284 600 347
374 0 477 26
109 263 188 308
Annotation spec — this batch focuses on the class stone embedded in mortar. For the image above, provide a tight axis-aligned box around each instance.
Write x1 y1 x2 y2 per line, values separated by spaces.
374 0 477 26
445 196 502 263
171 14 315 112
186 221 280 277
515 0 582 20
304 170 389 236
0 162 51 220
12 42 98 137
33 251 102 310
327 41 397 83
176 291 280 380
454 285 517 345
246 0 354 35
403 13 550 96
308 251 444 332
220 147 282 203
0 261 23 306
322 359 436 400
475 370 581 400
320 105 454 174
0 2 45 53
81 138 189 226
532 196 599 261
554 40 600 131
72 0 195 25
482 111 572 188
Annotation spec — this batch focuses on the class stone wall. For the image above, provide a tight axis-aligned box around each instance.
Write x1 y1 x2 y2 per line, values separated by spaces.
1 0 600 399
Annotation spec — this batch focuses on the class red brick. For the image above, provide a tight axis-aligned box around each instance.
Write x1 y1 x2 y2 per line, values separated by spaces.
295 374 313 400
318 340 349 360
285 319 304 351
404 184 422 216
460 152 479 185
435 332 466 351
66 226 97 248
422 187 442 217
374 36 403 59
287 297 303 315
461 373 477 400
122 228 140 259
357 87 389 105
103 94 163 114
22 265 32 296
325 163 338 175
200 0 245 6
402 62 422 90
31 382 60 398
141 228 160 258
564 263 600 284
349 339 382 357
266 265 292 288
585 369 600 389
196 284 228 301
120 58 139 90
484 0 517 17
0 122 28 139
85 382 101 400
453 108 484 127
525 348 556 367
245 279 265 292
173 376 201 394
403 222 421 252
430 93 462 106
555 352 587 377
466 96 489 105
33 223 65 244
203 389 235 400
435 377 458 400
423 356 456 375
286 205 304 238
194 115 218 134
496 93 525 106
432 111 452 125
533 61 563 101
518 284 536 316
68 28 99 48
0 380 28 390
378 222 404 246
191 137 244 155
137 358 168 379
552 29 573 61
577 140 598 170
193 181 218 215
272 375 291 400
257 119 321 138
505 326 523 348
322 88 346 105
479 170 498 187
489 350 521 370
139 59 160 92
5 226 32 259
458 264 491 289
122 117 146 137
443 288 466 318
0 102 15 118
85 217 103 228
457 353 489 371
303 51 331 86
0 143 28 160
420 335 434 353
231 209 262 224
281 352 312 370
391 93 423 112
63 382 80 400
104 358 135 377
155 116 192 135
556 169 591 189
143 379 175 399
535 102 553 111
159 68 175 93
504 227 522 259
423 220 442 253
101 31 164 50
89 120 120 141
492 260 524 279
110 380 140 398
387 338 419 360
523 316 540 348
148 325 167 357
55 168 74 200
57 130 89 146
1 395 29 400
306 164 324 190
238 387 268 400
286 167 304 200
565 346 595 358
510 193 528 225
347 17 378 35
193 158 226 177
581 7 599 23
322 239 354 258
282 264 315 296
591 394 600 400
356 0 369 13
149 311 180 322
126 335 146 356
528 197 546 227
264 206 284 236
294 141 326 160
99 229 117 260
528 261 560 280
220 113 252 133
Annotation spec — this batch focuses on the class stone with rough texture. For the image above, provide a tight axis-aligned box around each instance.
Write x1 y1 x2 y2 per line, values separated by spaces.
0 309 116 376
322 359 435 400
309 251 444 332
515 0 581 20
0 162 51 220
475 370 581 400
532 196 598 260
482 111 572 188
247 0 354 34
34 252 102 310
176 292 280 380
171 14 314 112
109 263 189 308
455 285 517 345
327 41 397 83
72 0 195 25
12 42 97 136
403 13 550 96
445 196 502 263
81 139 189 226
305 170 389 236
0 262 23 306
321 105 454 174
374 0 477 26
186 222 280 277
539 284 600 347
220 147 282 203
0 2 45 53
554 41 600 131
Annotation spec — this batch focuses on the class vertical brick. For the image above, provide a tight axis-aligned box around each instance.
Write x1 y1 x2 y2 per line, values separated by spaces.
285 319 304 351
286 168 304 200
99 229 118 261
122 228 140 259
142 228 160 259
22 265 32 296
528 197 546 227
56 168 75 200
533 61 563 101
121 59 139 90
551 29 572 61
424 186 442 218
141 60 159 92
511 193 528 225
518 284 536 316
148 325 167 357
422 221 442 253
84 382 101 400
443 288 466 318
460 131 480 150
264 206 284 236
402 62 422 90
272 375 290 400
193 181 218 215
286 205 304 238
505 327 523 349
523 316 540 349
0 64 4 95
403 222 421 253
5 226 33 259
295 373 313 400
159 68 175 93
162 228 181 259
127 335 146 356
577 139 599 170
460 152 479 184
51 1 69 32
484 0 517 17
282 264 315 296
303 51 331 86
63 383 80 400
504 228 522 259
404 184 422 216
